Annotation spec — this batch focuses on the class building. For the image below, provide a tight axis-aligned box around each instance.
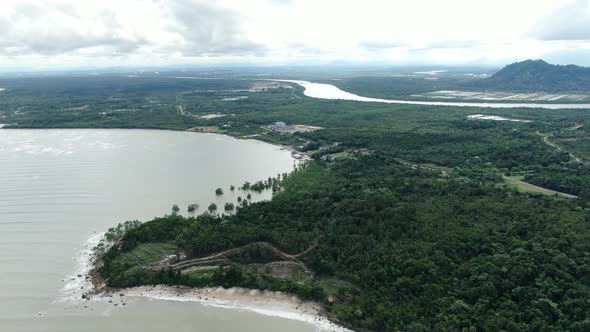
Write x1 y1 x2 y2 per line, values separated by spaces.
270 121 288 130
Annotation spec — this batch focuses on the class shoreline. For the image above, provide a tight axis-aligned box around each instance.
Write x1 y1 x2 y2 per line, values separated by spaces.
276 79 590 109
40 127 329 328
0 126 307 160
63 233 351 332
97 285 351 332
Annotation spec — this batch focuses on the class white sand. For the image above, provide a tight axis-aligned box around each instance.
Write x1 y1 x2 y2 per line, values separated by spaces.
99 286 351 332
65 234 351 331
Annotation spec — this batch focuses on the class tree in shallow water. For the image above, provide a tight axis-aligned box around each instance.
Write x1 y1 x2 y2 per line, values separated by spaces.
208 203 217 213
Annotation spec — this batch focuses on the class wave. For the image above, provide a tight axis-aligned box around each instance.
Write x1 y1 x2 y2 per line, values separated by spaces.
61 234 351 331
115 286 352 332
58 232 105 303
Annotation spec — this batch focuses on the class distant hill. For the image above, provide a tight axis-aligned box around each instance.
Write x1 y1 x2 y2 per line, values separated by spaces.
473 60 590 92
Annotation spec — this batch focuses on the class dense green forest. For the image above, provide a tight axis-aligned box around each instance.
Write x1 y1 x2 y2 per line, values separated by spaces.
2 73 590 330
322 60 590 101
472 60 590 92
102 158 590 331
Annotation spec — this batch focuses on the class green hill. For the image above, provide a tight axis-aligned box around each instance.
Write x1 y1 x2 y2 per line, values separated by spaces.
474 60 590 92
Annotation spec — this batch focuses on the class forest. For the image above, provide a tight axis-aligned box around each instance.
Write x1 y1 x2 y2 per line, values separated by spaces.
472 60 590 92
102 157 590 331
2 73 590 331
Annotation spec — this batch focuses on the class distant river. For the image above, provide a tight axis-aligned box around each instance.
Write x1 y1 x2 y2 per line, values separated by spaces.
279 80 590 109
0 129 335 332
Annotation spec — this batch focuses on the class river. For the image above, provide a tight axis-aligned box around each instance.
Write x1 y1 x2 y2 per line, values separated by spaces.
0 129 338 332
278 80 590 109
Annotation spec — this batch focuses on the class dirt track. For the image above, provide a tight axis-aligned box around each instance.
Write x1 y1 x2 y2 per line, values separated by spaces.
171 242 317 271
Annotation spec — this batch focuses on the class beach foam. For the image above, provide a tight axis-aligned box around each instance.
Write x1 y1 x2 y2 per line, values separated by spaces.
65 233 350 331
112 286 352 332
58 232 105 302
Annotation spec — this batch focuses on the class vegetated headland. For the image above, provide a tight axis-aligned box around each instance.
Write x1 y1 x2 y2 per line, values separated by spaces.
2 64 590 331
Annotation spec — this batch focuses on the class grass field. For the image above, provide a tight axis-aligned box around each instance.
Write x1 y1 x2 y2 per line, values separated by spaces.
503 175 578 198
115 243 179 267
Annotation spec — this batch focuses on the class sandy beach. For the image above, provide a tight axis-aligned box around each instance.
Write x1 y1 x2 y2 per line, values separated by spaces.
95 286 351 332
64 233 351 332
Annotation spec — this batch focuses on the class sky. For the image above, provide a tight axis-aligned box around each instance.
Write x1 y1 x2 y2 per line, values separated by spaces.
1 0 589 70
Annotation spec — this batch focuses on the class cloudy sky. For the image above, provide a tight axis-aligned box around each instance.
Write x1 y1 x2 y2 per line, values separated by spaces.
1 0 589 70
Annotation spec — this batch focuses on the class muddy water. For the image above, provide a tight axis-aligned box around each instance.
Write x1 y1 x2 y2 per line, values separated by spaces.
0 129 338 332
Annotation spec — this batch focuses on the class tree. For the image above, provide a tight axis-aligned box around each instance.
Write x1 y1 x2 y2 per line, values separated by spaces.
230 185 235 191
208 203 217 212
215 188 224 195
187 203 198 213
172 204 180 213
224 202 235 211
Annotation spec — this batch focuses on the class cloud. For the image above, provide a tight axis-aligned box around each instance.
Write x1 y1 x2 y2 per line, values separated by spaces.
0 2 148 55
0 0 264 58
543 44 590 66
0 0 589 69
424 40 483 49
267 0 293 6
160 0 266 56
532 0 590 41
358 41 407 50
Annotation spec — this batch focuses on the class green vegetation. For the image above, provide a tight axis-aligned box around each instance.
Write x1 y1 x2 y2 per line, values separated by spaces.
525 164 590 199
327 75 463 100
473 59 590 92
187 204 198 213
215 188 224 195
3 72 590 330
207 203 217 213
102 160 590 331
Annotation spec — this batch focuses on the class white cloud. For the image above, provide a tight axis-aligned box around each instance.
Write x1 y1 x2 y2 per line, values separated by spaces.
0 0 589 69
532 0 590 41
